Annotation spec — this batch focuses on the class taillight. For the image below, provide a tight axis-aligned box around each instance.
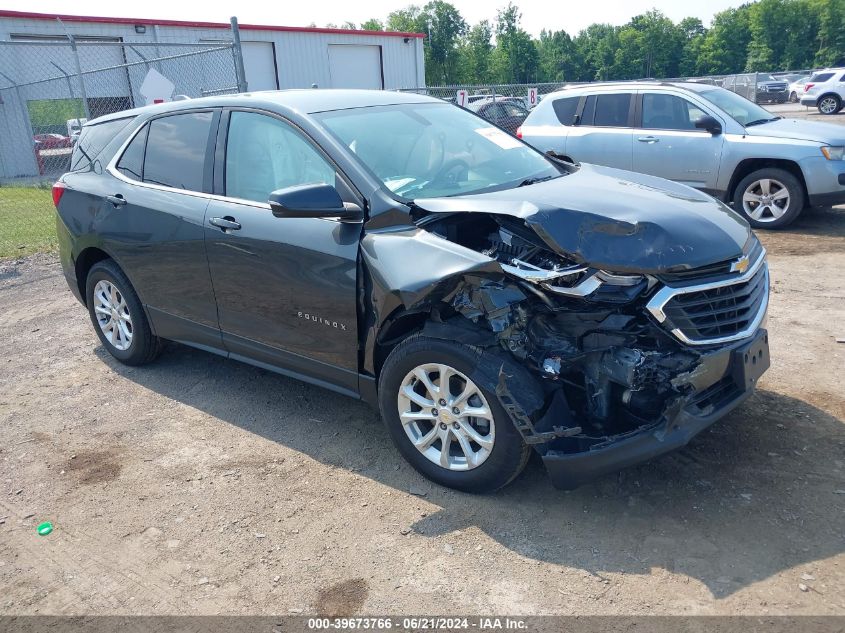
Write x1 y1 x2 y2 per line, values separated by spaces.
52 181 66 208
805 83 814 92
516 126 523 139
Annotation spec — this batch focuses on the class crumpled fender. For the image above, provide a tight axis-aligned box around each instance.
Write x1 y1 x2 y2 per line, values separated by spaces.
359 226 505 376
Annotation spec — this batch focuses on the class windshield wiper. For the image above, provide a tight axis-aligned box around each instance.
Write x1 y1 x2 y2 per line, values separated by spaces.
745 117 781 127
517 175 557 187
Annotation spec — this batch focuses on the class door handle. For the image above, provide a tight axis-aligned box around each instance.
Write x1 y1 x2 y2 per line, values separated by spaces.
637 136 659 144
209 216 241 231
105 194 127 207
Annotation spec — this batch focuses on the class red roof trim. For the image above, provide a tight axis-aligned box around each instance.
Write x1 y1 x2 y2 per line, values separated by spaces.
0 9 426 38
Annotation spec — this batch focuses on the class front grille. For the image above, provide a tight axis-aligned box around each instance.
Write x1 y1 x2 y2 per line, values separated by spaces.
646 250 769 345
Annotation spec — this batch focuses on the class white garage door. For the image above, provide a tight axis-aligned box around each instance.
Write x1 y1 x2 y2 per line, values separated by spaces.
242 41 279 91
328 45 383 90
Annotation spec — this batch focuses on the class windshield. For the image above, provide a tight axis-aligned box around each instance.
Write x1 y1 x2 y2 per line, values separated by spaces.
696 87 775 126
315 102 559 199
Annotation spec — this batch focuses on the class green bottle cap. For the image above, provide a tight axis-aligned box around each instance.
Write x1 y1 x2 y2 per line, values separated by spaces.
37 522 53 536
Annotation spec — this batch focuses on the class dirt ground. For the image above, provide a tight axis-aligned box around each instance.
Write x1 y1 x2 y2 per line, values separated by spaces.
1 110 845 615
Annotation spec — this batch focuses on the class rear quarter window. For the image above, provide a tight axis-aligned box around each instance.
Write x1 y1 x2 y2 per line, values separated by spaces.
116 125 148 181
70 117 134 171
552 97 579 125
810 72 834 83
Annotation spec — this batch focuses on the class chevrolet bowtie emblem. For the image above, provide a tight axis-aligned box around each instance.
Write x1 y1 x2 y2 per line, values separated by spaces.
730 255 750 274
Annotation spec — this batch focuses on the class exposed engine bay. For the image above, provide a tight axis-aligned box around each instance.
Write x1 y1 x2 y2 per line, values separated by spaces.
411 211 749 458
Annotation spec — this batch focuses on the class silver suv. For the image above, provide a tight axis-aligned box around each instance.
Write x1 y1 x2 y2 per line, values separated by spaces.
520 82 845 228
799 68 845 115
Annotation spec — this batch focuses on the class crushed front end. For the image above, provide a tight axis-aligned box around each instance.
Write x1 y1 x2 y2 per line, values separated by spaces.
411 212 770 489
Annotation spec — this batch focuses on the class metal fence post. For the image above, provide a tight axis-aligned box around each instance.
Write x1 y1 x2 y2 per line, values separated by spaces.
230 17 248 93
0 70 40 175
57 18 92 120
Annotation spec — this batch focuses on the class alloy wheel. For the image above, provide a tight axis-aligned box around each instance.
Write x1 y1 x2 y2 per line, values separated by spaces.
396 363 495 471
819 97 839 114
741 178 791 223
93 280 133 351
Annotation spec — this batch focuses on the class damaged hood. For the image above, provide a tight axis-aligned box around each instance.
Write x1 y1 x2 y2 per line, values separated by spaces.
415 163 753 274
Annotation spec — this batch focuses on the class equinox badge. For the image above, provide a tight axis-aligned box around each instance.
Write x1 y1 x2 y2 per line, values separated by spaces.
297 311 347 331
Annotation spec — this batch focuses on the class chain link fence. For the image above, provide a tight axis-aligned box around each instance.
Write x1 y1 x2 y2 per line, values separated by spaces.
0 39 242 258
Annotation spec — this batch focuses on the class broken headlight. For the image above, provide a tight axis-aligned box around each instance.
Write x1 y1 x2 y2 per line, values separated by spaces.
595 270 644 286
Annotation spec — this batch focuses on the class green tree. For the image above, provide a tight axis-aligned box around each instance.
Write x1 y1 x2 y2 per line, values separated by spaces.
491 3 539 83
697 7 752 74
574 24 620 80
746 0 798 70
386 5 425 33
678 17 707 77
419 0 468 84
458 20 494 83
361 18 385 31
536 29 584 81
610 11 684 79
812 0 845 67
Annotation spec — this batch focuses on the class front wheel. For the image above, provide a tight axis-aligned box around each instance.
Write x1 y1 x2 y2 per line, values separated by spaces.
817 94 841 115
733 168 804 229
378 336 530 493
86 259 161 365
789 91 798 103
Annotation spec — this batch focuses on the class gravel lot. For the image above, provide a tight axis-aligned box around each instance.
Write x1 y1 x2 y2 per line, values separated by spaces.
1 105 844 616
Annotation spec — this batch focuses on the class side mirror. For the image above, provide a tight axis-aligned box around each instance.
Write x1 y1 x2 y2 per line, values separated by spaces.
269 183 362 222
695 115 723 135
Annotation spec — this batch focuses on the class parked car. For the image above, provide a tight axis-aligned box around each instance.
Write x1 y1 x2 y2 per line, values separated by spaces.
755 75 789 103
467 97 530 134
33 133 72 148
55 90 770 492
788 75 811 102
800 68 845 114
519 82 845 228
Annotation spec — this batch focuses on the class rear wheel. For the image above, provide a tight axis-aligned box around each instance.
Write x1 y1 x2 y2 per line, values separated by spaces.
789 91 798 103
733 168 804 229
817 94 841 115
85 260 161 365
378 336 530 493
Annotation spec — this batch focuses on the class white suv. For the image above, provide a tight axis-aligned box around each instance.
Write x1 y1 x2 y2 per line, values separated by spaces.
800 68 845 114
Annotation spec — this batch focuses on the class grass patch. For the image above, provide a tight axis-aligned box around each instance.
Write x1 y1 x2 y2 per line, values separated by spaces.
0 185 58 259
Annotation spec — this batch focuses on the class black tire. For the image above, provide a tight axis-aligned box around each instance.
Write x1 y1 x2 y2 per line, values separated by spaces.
789 91 798 103
85 259 161 366
732 168 804 229
817 94 841 115
378 335 530 493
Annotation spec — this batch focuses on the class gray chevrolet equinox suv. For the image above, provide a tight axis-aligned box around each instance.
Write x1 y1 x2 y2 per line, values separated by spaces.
520 82 845 228
56 90 770 492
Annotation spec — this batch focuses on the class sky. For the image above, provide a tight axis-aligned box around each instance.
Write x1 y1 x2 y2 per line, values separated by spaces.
6 0 745 37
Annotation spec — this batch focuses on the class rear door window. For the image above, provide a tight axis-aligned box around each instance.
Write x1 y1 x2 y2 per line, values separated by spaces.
70 117 134 171
143 111 215 192
552 97 579 125
593 93 632 127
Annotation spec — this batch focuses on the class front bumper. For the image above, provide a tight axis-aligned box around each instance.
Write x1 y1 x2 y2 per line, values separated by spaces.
798 155 845 206
542 329 770 489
